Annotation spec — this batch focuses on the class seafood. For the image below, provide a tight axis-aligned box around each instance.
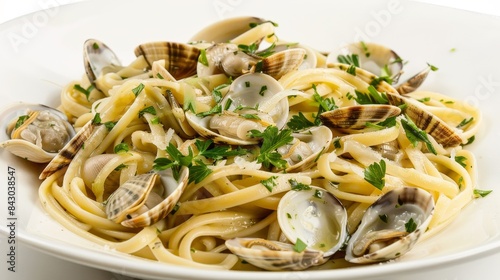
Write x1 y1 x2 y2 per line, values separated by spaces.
134 41 200 80
0 103 76 163
189 16 271 45
105 166 189 228
186 73 291 145
396 66 432 94
386 93 465 147
279 126 333 172
320 104 401 129
197 43 305 79
83 39 122 84
326 41 403 83
226 186 348 270
345 187 435 263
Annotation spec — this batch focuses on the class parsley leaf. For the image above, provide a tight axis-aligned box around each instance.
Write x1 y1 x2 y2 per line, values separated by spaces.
364 159 386 190
132 83 145 97
352 86 388 104
289 178 311 191
260 176 278 192
114 143 129 154
189 162 212 184
454 155 467 168
14 115 29 129
457 117 473 128
138 106 157 118
73 84 95 101
195 139 247 161
401 117 437 155
293 238 308 253
405 218 418 233
474 189 493 198
198 49 209 66
337 54 360 67
248 126 293 169
287 112 315 131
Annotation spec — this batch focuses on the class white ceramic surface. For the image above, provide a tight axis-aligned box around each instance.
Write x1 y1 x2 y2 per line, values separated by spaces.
1 0 500 279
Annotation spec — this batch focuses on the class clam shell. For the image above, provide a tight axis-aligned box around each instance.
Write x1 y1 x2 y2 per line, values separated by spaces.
259 48 306 80
277 186 348 258
225 238 326 271
327 41 403 83
105 167 189 228
84 39 122 83
345 187 435 263
396 66 431 94
134 41 200 80
189 16 269 44
0 103 76 163
281 126 333 172
320 104 401 129
386 93 464 146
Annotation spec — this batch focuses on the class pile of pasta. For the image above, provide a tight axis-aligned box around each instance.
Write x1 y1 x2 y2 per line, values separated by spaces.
39 23 480 271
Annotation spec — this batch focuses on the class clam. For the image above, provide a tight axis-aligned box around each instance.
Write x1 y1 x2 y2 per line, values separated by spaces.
186 73 290 145
396 66 432 94
84 39 122 84
327 42 403 84
134 41 200 80
0 103 76 163
226 186 348 271
105 166 189 228
273 42 318 70
189 16 270 44
320 104 401 129
386 93 464 147
279 126 333 172
197 43 305 80
225 238 325 271
345 187 434 263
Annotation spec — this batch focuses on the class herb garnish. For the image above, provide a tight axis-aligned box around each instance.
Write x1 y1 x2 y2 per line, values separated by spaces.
132 83 145 97
293 238 307 253
364 159 386 190
248 126 293 169
114 143 129 154
474 189 493 198
14 115 29 130
260 176 278 192
73 84 95 101
405 218 417 233
400 117 437 155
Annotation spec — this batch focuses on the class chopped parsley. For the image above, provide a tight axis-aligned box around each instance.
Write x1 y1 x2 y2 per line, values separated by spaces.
14 115 29 129
364 159 386 190
73 84 95 101
211 83 229 103
138 106 157 118
248 126 293 169
350 86 388 104
114 143 129 154
114 163 127 171
457 117 473 129
91 113 101 125
289 178 311 191
293 238 307 253
454 155 467 168
196 104 222 118
194 139 247 161
337 54 360 67
427 63 439 71
474 189 493 198
132 83 145 97
260 176 278 192
401 117 437 155
104 121 117 131
259 85 268 96
405 218 418 233
379 214 389 223
198 49 209 66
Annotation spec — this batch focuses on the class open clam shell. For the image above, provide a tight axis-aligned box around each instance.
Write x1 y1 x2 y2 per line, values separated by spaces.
225 238 326 271
345 187 435 263
278 186 349 258
327 42 403 84
0 103 76 163
105 166 189 228
320 104 401 129
84 39 122 84
280 126 333 172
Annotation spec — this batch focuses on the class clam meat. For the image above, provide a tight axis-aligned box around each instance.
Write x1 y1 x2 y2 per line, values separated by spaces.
345 187 435 263
0 103 76 163
105 166 189 228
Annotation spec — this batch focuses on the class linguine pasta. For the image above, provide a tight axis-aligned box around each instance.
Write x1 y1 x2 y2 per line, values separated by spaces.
37 19 481 271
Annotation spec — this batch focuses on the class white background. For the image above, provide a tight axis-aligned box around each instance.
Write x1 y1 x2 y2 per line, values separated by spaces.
1 1 500 280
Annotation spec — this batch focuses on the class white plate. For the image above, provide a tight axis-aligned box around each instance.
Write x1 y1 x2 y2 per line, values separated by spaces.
1 0 500 279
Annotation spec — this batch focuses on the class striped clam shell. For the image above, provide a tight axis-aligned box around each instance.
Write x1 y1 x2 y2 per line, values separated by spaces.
386 93 464 147
346 187 435 263
319 104 401 129
105 166 189 228
39 120 97 179
134 41 200 80
259 48 306 80
225 238 326 271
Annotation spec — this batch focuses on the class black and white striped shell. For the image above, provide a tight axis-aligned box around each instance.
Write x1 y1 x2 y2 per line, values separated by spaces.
225 238 326 271
134 41 200 80
105 166 188 228
320 104 401 129
0 103 76 163
345 187 435 263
